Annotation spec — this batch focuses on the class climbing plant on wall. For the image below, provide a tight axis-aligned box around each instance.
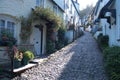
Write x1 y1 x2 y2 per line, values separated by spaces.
20 7 62 53
20 16 33 42
31 7 61 30
20 7 62 41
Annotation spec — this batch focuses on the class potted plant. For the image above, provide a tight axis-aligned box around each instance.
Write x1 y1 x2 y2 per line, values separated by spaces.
22 50 34 65
14 51 23 68
0 29 17 46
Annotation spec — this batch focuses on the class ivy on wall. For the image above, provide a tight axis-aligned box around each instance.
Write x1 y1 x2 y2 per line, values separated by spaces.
20 16 32 41
20 7 62 42
31 7 61 30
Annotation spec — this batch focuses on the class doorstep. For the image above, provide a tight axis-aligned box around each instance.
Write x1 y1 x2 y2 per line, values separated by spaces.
29 58 48 64
13 58 48 73
13 63 37 73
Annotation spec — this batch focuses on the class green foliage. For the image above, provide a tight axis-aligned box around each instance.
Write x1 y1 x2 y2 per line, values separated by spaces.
20 16 32 41
55 26 68 50
103 46 120 80
69 24 75 30
55 41 64 50
0 29 17 47
23 51 34 60
0 67 2 72
14 51 23 61
46 40 56 54
98 33 109 49
58 27 66 42
32 7 61 30
20 7 62 41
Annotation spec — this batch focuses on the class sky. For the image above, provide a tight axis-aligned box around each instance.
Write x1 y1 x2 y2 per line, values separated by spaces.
78 0 98 10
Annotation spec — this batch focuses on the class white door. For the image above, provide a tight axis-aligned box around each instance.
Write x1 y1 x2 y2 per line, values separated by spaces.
32 27 41 56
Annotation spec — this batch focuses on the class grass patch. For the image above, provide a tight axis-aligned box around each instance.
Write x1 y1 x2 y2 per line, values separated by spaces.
103 46 120 80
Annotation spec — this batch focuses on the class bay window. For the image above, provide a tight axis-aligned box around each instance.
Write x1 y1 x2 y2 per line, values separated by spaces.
0 19 15 37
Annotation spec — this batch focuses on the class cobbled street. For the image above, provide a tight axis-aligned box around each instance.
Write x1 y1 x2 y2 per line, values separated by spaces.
12 32 108 80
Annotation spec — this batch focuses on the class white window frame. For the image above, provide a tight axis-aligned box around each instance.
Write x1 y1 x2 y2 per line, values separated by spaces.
7 21 15 37
0 19 15 37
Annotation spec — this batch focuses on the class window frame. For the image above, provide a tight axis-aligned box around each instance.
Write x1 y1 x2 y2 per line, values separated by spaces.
0 19 5 29
0 19 15 37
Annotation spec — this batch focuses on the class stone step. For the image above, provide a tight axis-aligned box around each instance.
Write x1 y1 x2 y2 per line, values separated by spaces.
13 63 37 73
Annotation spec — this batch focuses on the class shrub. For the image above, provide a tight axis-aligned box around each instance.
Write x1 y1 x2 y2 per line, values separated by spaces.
55 41 64 50
46 40 56 54
0 29 17 46
98 34 109 49
69 24 75 30
78 30 84 37
23 51 34 60
55 26 68 50
103 46 120 80
22 51 34 65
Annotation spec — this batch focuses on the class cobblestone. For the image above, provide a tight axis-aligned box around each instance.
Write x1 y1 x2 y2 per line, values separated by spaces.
12 32 108 80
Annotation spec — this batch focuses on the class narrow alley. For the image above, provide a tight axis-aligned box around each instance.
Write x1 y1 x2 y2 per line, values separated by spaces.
13 32 108 80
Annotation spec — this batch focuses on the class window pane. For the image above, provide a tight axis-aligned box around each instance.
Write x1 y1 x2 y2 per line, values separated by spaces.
36 0 40 6
53 6 57 14
0 20 5 28
7 21 14 36
0 20 5 37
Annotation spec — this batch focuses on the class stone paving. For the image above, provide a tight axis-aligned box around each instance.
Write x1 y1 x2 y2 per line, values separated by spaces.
12 32 108 80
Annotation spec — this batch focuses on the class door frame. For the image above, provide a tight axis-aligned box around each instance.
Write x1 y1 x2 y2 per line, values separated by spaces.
35 24 43 55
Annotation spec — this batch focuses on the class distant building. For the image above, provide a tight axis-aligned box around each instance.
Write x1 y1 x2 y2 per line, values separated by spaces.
92 0 120 46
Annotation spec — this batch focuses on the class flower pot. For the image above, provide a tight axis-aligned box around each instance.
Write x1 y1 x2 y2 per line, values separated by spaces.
22 58 29 66
14 59 21 69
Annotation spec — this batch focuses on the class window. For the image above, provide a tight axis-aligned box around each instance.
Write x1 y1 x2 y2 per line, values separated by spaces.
36 0 44 7
0 20 5 28
7 21 15 36
36 0 40 6
53 5 58 14
0 20 5 36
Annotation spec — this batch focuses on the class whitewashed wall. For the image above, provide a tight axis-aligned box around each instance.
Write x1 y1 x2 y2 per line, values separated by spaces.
115 0 120 46
45 0 64 18
0 0 36 44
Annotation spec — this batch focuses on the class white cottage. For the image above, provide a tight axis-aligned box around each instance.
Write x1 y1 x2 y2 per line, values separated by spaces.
93 0 120 46
64 0 80 42
0 0 64 57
